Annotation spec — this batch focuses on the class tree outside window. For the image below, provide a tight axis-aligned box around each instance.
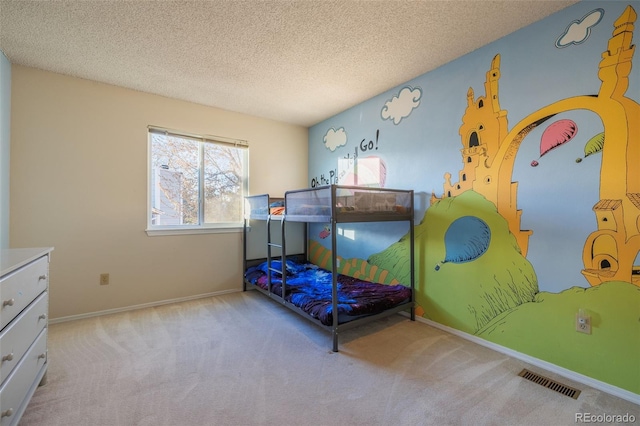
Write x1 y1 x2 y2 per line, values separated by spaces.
148 128 248 233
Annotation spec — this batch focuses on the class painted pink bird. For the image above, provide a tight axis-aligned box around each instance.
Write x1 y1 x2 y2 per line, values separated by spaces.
319 226 331 239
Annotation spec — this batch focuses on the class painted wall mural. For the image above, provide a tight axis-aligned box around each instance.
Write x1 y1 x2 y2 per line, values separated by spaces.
307 2 640 395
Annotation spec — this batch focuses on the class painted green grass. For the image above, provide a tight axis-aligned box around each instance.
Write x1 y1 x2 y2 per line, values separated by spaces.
477 281 640 394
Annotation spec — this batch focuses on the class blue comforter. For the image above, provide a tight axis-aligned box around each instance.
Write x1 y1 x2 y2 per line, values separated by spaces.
244 260 412 326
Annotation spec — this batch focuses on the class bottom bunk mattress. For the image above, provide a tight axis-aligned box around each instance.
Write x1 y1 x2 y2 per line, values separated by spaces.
244 260 412 326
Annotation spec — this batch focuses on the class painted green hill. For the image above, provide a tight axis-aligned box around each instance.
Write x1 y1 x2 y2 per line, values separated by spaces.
477 281 640 394
370 190 538 334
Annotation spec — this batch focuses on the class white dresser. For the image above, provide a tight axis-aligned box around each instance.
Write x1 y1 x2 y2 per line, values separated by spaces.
0 248 52 426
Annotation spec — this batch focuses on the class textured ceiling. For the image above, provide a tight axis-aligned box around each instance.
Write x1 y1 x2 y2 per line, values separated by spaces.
0 0 579 127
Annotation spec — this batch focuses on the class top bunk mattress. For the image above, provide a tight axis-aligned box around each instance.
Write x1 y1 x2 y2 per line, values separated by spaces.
244 259 412 326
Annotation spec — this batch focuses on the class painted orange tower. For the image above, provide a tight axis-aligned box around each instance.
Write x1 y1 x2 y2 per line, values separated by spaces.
581 5 639 286
433 5 639 285
431 54 533 256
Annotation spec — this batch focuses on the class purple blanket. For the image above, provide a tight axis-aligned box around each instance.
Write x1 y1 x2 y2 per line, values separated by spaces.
245 260 412 326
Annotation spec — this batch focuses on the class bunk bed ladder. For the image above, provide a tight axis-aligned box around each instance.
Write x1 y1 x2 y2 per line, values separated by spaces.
242 217 248 291
266 215 286 296
280 216 287 297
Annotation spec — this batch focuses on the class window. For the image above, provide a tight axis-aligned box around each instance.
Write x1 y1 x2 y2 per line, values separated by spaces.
147 126 248 235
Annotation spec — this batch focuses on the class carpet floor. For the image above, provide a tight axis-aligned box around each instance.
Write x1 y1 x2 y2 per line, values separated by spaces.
19 290 640 425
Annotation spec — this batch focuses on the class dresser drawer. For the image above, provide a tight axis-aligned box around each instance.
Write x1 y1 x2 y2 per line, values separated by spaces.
0 329 47 426
0 257 48 330
0 293 48 383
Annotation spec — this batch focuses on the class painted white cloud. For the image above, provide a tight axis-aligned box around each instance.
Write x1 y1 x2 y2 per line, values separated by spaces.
381 86 422 125
556 8 604 48
324 127 347 151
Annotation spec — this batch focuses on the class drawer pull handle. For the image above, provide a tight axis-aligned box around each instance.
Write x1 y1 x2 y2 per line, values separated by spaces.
38 353 47 360
38 274 47 281
2 299 14 307
1 408 13 418
1 353 13 362
39 314 47 320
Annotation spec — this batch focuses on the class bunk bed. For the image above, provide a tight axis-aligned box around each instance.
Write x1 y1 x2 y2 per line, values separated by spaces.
243 185 415 352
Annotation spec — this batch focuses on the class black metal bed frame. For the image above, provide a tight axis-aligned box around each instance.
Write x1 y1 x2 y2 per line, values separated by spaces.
242 185 415 352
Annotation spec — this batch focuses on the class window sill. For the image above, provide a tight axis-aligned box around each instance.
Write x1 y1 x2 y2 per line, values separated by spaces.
146 226 243 236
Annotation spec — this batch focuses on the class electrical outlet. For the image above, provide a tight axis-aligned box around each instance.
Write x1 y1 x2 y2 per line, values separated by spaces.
100 273 110 285
575 310 591 334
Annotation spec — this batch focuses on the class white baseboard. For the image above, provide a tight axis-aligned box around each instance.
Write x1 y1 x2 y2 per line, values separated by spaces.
49 289 241 324
402 313 640 406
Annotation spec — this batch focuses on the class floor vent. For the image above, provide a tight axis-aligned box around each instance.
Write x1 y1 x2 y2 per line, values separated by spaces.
518 368 581 399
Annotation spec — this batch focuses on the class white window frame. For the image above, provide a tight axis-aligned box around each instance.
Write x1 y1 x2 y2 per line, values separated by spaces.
146 126 249 236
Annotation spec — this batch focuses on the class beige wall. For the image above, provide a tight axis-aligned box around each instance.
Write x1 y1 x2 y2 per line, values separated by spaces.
0 52 10 249
10 65 308 319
